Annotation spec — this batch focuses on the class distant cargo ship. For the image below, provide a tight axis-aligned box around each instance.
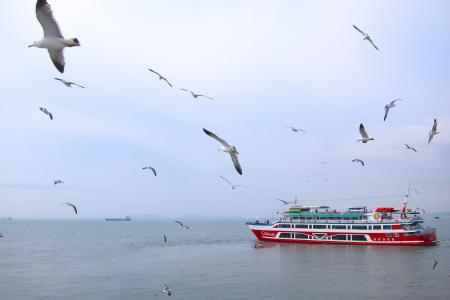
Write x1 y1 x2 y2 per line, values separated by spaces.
105 216 131 221
247 188 437 246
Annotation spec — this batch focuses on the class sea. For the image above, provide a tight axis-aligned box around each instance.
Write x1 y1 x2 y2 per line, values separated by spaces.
0 217 449 300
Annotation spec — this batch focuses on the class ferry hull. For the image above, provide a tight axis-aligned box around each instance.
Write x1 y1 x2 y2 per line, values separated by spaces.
249 227 437 246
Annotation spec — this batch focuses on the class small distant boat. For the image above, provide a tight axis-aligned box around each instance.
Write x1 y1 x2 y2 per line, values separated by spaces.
434 216 440 219
105 215 132 221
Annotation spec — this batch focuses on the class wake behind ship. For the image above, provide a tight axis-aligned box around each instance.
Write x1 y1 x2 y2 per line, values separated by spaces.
247 193 437 246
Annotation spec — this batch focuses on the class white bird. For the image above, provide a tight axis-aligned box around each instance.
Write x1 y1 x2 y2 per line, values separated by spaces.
432 259 438 270
142 166 156 176
162 285 172 296
384 99 402 121
29 0 80 73
180 88 213 100
54 179 64 185
357 124 374 143
39 107 53 120
278 199 293 205
286 126 306 133
174 221 189 230
352 159 365 166
54 78 84 88
203 128 242 175
218 175 250 190
428 119 439 144
353 25 379 51
61 202 77 214
148 68 173 87
404 144 418 153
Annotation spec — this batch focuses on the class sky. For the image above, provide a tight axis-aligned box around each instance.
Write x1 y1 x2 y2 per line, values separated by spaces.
0 0 449 218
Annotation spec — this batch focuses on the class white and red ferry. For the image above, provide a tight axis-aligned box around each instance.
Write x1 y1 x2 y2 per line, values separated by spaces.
248 194 437 246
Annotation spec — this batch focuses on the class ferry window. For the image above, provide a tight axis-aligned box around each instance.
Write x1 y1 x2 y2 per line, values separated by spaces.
279 224 291 228
279 232 291 238
295 224 308 229
385 233 391 238
351 235 367 241
295 233 308 239
332 225 346 230
352 225 367 230
372 225 381 230
383 225 392 230
313 225 326 229
331 235 346 240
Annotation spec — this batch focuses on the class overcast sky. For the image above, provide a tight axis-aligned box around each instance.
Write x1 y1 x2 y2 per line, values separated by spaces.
0 0 449 218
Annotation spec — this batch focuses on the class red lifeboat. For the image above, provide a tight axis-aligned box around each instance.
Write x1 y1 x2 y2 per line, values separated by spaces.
375 207 399 213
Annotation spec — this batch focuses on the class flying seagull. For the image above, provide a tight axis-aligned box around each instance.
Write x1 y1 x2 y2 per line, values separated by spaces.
353 25 379 50
203 128 242 175
218 175 250 190
174 221 190 230
404 144 418 153
142 166 157 176
357 124 374 143
39 107 53 120
428 119 439 144
163 234 167 243
278 199 293 205
61 202 77 214
180 88 213 100
432 259 438 270
54 78 84 88
384 99 402 121
162 285 172 296
29 0 80 73
54 179 64 185
148 68 173 87
352 159 365 166
286 126 306 133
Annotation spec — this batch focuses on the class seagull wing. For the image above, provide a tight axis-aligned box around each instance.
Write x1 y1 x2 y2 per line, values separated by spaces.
353 25 365 36
175 220 183 227
198 94 214 100
48 49 65 73
236 185 251 189
162 78 173 87
71 204 77 214
184 225 190 230
150 167 156 176
359 124 369 138
163 234 167 242
73 83 85 88
367 38 379 50
384 106 389 121
148 68 161 77
390 98 402 106
411 147 417 153
203 128 230 147
54 77 64 82
428 133 433 144
432 119 438 132
219 175 233 186
36 0 63 38
48 112 53 120
230 152 243 175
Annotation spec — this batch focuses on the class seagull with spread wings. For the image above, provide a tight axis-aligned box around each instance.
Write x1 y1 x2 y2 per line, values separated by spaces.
29 0 80 73
174 221 190 230
428 119 439 144
384 99 402 121
203 128 242 175
278 199 293 205
286 126 306 133
432 259 438 270
61 202 77 214
54 78 84 88
162 285 172 296
180 88 213 100
39 107 53 120
357 124 374 143
54 180 64 185
218 175 250 190
404 144 418 153
142 166 157 176
352 159 365 166
353 25 379 50
148 68 173 87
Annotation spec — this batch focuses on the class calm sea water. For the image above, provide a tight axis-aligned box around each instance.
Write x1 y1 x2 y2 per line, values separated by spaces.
1 217 449 299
